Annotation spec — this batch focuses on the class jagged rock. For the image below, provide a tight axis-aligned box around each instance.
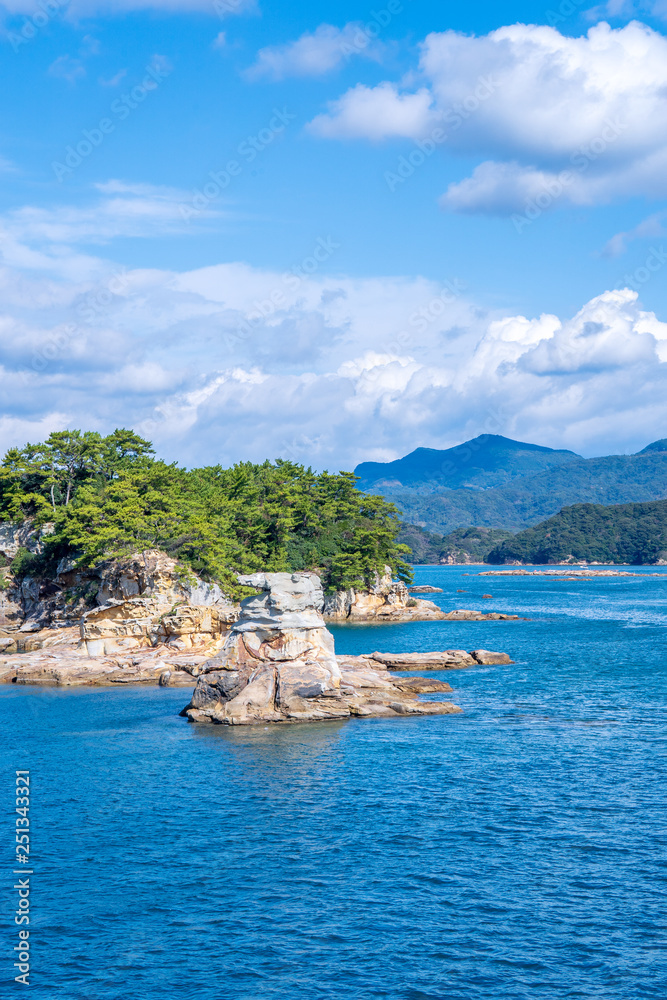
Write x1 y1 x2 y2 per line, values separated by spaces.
1 545 237 655
182 573 462 725
323 567 446 622
408 585 444 594
0 522 54 562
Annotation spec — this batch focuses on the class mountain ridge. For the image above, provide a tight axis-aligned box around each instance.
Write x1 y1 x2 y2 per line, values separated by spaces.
355 434 581 492
355 436 667 535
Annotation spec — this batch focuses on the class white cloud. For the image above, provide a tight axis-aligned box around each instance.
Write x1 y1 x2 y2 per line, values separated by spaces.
593 1 667 19
601 211 667 256
99 69 128 87
245 23 384 80
0 195 665 466
311 20 667 214
309 83 436 140
0 181 225 280
48 55 86 84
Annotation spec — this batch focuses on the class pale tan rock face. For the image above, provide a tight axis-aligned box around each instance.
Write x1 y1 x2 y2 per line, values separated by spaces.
1 544 237 655
323 567 447 622
182 573 463 726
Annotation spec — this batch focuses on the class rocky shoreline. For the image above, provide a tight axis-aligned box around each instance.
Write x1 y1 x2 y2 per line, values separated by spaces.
1 539 518 723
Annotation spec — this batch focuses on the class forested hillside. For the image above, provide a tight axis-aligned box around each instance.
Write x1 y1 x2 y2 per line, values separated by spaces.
487 500 667 565
386 451 667 534
0 430 411 594
397 523 514 564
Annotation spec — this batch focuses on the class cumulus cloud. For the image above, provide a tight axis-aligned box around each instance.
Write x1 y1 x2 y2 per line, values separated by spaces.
245 23 384 80
311 20 667 214
309 83 436 140
0 194 666 466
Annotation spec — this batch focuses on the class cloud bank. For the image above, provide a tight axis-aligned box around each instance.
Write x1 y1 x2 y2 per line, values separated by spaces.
1 186 666 468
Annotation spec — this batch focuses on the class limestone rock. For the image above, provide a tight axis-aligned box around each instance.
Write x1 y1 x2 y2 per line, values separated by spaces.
339 648 513 672
323 567 447 623
369 650 477 670
408 585 444 594
471 649 514 665
0 522 54 562
182 573 462 726
0 644 211 687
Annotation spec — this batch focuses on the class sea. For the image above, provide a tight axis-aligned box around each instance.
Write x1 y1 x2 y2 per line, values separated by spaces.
2 565 666 999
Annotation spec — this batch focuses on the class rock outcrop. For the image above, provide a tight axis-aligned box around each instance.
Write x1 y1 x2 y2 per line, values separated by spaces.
0 640 215 687
0 549 237 656
339 649 513 671
182 572 462 725
323 568 446 622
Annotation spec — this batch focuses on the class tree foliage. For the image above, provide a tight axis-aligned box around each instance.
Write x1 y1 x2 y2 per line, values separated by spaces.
487 500 667 565
0 430 412 593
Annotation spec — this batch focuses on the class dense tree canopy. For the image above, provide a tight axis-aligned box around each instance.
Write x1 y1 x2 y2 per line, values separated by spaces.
487 500 667 565
0 430 412 593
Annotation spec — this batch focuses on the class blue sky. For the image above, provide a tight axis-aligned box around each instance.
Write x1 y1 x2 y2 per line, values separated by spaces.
1 0 667 469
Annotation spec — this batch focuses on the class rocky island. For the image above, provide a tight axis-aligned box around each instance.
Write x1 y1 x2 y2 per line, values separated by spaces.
181 572 468 725
0 429 516 703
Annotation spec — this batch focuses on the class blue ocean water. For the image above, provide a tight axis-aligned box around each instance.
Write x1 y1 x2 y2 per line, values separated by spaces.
2 566 667 1000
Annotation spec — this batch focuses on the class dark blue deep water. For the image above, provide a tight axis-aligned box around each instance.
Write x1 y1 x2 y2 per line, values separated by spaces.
3 566 667 999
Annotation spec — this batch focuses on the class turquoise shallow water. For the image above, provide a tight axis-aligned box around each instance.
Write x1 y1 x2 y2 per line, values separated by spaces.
2 566 667 999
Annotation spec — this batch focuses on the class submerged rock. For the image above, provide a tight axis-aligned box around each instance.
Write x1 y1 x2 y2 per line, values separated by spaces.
182 573 462 725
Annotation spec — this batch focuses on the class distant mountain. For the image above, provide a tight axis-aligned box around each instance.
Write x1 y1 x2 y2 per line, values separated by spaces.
358 436 667 535
639 439 667 454
487 499 667 565
355 435 580 491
